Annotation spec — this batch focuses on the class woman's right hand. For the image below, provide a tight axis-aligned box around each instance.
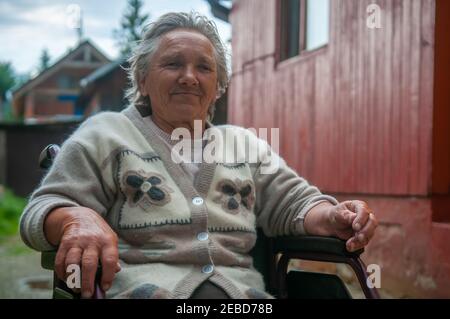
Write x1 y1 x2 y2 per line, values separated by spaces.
44 206 121 298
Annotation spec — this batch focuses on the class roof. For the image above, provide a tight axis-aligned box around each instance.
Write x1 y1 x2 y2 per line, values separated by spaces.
206 0 231 22
80 57 128 88
12 39 111 99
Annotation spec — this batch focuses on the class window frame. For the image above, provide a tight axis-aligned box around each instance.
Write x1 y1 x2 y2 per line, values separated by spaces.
276 0 330 67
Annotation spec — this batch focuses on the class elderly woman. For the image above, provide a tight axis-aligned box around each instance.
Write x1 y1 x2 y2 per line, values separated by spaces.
20 12 378 299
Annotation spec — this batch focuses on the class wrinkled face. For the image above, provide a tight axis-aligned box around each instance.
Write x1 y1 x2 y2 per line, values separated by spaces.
139 29 218 127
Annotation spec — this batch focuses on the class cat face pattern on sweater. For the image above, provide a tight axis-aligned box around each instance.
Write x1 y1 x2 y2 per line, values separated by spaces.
117 148 257 233
117 151 191 229
214 178 255 215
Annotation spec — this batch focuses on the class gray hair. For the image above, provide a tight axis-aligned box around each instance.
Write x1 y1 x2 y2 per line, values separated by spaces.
125 11 229 120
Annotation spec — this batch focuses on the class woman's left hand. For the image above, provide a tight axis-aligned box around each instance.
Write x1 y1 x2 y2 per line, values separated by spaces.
329 200 378 252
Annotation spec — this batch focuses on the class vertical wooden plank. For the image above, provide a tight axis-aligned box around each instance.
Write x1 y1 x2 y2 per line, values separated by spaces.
336 0 345 191
341 0 353 192
409 0 422 193
300 61 313 178
360 0 369 192
251 59 260 128
278 66 288 159
400 0 411 194
334 0 343 190
230 1 238 74
231 74 241 125
348 0 359 192
323 0 340 191
313 51 334 185
432 0 450 195
249 0 255 64
359 0 370 193
420 0 436 194
367 0 378 193
370 0 380 193
242 65 251 127
228 75 235 123
390 0 403 194
381 0 394 193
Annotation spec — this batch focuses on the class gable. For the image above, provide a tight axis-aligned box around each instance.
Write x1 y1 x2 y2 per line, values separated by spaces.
12 40 110 99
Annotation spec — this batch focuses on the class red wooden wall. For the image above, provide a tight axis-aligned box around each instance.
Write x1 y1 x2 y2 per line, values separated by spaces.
228 0 437 196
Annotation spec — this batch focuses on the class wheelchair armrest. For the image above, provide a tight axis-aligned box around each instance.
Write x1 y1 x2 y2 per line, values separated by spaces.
270 235 380 299
272 235 363 258
41 250 105 299
41 251 57 270
41 250 104 272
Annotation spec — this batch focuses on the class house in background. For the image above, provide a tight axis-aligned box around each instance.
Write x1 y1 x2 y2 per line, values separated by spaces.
78 57 129 116
226 0 449 297
11 40 110 123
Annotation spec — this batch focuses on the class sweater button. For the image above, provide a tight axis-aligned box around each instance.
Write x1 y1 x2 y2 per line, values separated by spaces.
197 232 209 241
202 264 214 274
140 181 152 192
192 197 204 206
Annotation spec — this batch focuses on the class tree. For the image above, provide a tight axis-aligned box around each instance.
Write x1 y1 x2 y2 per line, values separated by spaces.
114 0 150 57
0 62 15 102
39 48 51 73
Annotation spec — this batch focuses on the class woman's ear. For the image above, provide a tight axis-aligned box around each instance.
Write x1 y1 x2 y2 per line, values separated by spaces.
215 83 221 100
139 77 148 97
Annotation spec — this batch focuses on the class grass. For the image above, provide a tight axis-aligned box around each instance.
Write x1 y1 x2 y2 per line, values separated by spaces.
0 235 34 256
0 186 27 241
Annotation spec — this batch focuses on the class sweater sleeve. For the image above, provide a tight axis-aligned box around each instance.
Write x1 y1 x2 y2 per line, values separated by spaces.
19 140 115 251
253 141 338 237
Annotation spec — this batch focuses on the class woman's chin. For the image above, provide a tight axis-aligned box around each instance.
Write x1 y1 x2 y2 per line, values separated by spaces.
171 104 204 117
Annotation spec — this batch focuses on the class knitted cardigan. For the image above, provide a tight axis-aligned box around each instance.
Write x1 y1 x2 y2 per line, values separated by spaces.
20 104 338 299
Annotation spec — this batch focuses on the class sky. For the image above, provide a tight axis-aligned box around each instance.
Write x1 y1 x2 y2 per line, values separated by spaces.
0 0 231 75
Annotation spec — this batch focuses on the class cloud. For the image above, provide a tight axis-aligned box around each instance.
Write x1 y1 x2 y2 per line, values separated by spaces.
0 0 231 74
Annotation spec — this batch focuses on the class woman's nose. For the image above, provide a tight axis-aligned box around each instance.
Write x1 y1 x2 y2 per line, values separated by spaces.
178 65 199 86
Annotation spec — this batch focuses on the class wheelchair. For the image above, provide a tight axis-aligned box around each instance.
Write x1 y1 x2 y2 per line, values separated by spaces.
38 144 380 299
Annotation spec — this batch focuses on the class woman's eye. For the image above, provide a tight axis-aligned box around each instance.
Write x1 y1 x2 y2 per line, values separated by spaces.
165 62 180 68
199 65 212 71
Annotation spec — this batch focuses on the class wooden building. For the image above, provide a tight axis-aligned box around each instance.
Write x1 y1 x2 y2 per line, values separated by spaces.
12 40 110 123
228 0 449 297
78 58 129 115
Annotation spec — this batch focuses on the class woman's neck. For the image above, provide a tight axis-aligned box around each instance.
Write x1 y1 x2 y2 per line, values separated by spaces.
150 115 205 138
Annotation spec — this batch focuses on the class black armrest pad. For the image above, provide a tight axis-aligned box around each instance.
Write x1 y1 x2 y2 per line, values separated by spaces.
41 250 103 271
41 251 57 270
272 236 363 257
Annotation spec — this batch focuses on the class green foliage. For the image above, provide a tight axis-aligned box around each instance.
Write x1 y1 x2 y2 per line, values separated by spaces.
14 73 31 89
114 0 150 57
0 187 27 239
0 62 15 102
38 48 51 73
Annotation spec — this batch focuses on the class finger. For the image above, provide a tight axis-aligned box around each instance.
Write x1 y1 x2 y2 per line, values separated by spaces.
346 236 364 252
116 262 122 273
100 245 119 291
54 244 68 281
64 247 83 293
65 247 82 271
343 200 356 212
356 213 378 245
351 201 371 232
81 247 99 299
334 209 356 226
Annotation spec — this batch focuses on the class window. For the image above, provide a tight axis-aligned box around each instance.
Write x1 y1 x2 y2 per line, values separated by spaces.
279 0 330 62
280 0 300 61
306 0 330 51
58 75 76 89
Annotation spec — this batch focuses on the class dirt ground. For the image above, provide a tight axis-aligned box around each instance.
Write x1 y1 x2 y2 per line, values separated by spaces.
0 235 52 298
